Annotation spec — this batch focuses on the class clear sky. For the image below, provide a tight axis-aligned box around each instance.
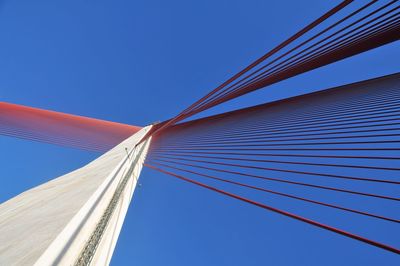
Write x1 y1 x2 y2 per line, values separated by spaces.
0 0 399 265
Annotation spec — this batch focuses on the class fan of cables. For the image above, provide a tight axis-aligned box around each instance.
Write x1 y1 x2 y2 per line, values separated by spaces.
0 102 141 152
145 0 400 137
146 73 400 254
144 0 400 255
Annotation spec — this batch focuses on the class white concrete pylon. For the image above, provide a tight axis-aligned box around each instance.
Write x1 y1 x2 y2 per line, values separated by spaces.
0 126 152 266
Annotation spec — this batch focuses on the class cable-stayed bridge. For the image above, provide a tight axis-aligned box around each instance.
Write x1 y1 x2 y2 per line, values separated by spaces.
0 1 399 265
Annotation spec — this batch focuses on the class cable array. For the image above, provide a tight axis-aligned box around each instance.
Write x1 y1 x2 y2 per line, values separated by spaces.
1 0 398 255
146 74 400 254
144 0 400 138
0 102 141 152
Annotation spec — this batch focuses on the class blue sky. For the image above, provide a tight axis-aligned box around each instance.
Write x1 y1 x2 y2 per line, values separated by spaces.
0 0 399 265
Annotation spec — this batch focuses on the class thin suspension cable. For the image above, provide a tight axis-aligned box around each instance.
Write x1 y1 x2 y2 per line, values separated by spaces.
150 157 400 195
155 139 400 149
162 125 400 147
160 103 400 141
149 155 400 184
166 85 400 135
163 98 400 141
157 117 400 147
182 4 400 118
0 126 112 152
160 127 400 147
189 1 399 114
149 150 400 161
157 147 400 152
180 0 355 116
152 153 400 171
200 10 400 111
145 164 400 255
151 161 399 223
140 1 355 140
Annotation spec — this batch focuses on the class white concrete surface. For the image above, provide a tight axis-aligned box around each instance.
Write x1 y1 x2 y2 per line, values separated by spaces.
0 126 152 266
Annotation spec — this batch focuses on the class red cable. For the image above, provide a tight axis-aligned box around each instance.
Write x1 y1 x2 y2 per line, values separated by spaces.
150 150 400 161
149 157 400 199
145 163 400 255
152 152 400 172
151 161 399 223
191 16 400 114
197 2 399 110
138 1 354 141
